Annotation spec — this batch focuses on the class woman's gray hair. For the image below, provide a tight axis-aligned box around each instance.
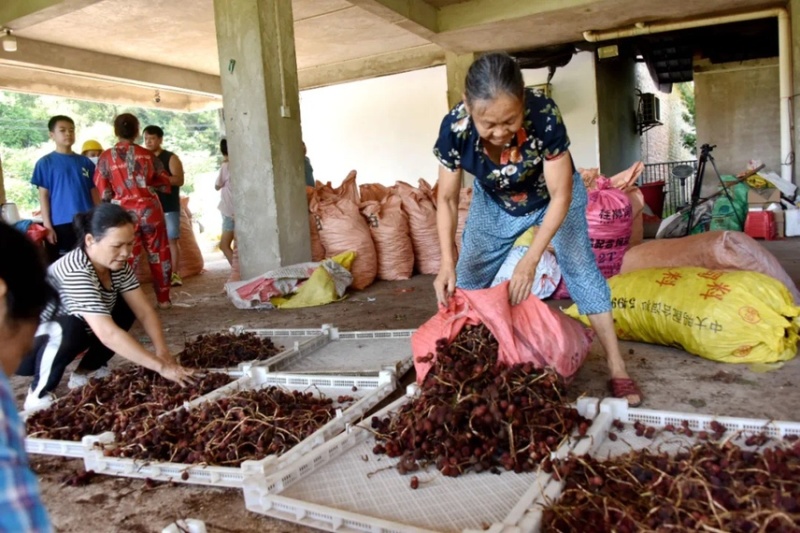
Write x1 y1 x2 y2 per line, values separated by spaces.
464 53 525 105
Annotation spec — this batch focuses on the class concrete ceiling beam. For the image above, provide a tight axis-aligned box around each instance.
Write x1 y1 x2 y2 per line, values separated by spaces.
0 37 222 97
346 0 439 40
0 64 218 111
0 0 105 30
437 0 602 32
297 43 444 89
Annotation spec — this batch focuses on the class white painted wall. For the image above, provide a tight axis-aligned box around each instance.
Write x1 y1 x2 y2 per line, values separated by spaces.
299 67 448 187
299 51 599 188
522 51 599 171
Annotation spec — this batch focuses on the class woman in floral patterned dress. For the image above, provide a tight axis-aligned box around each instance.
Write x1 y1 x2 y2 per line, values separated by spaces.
432 52 642 406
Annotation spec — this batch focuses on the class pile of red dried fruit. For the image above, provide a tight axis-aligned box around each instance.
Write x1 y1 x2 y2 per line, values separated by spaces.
371 324 590 478
177 332 283 368
26 367 233 441
543 430 800 532
105 387 355 467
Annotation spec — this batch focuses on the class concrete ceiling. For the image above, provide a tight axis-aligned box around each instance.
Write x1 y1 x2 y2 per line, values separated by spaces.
0 0 785 111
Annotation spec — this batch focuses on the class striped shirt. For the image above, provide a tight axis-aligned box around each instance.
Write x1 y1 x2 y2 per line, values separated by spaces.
0 372 51 532
43 248 140 327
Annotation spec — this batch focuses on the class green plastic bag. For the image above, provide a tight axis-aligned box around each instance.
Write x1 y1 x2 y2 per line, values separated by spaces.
709 176 748 232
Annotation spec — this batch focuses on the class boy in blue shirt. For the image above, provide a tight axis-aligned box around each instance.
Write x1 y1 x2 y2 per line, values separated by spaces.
32 115 99 262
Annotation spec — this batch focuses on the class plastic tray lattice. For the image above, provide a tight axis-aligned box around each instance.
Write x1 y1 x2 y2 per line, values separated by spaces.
515 399 800 533
22 372 238 458
210 326 326 375
83 367 398 488
255 325 415 377
242 387 601 533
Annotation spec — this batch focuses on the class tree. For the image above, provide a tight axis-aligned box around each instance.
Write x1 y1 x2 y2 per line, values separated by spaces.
677 82 696 154
0 92 50 148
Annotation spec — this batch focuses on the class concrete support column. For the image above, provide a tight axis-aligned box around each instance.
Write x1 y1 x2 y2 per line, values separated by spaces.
595 55 641 175
213 0 310 279
445 51 476 109
791 0 800 185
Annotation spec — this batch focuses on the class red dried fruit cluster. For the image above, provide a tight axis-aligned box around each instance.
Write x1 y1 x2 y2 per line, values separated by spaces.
177 332 283 368
26 367 233 441
371 324 590 478
104 387 355 467
60 469 96 487
544 435 800 532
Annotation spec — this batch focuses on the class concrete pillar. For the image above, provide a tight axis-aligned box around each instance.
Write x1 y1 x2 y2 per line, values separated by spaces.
213 0 310 279
595 55 641 175
445 51 476 109
792 0 800 185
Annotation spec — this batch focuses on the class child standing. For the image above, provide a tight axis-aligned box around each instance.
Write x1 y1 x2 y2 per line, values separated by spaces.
32 115 99 261
80 139 103 164
214 139 235 266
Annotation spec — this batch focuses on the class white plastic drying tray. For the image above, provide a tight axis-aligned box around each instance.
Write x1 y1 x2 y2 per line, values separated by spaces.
242 384 601 533
21 371 239 458
83 367 398 489
514 398 800 533
207 327 326 375
244 324 415 377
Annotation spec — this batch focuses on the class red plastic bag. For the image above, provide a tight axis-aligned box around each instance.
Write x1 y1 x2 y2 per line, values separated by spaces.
26 223 49 246
411 283 593 383
361 194 414 280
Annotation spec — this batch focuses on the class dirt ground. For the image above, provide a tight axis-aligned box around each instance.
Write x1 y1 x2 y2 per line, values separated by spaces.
12 240 800 532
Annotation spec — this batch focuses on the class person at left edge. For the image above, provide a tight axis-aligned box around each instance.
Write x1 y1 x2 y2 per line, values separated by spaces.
32 115 100 262
18 203 196 411
0 221 56 532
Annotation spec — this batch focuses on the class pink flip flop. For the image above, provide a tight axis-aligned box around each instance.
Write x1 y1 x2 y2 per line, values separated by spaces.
608 378 643 407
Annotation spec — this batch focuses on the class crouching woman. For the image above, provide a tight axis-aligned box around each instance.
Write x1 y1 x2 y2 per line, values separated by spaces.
19 203 194 411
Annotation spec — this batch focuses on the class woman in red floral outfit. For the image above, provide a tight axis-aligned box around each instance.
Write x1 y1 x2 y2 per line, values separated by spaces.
94 113 173 309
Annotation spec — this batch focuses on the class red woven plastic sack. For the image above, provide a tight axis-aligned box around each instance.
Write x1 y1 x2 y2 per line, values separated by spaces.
454 187 473 256
315 170 358 203
361 194 414 280
620 230 800 304
418 178 438 208
587 177 633 277
360 183 389 203
314 196 377 290
552 178 632 299
337 171 359 204
307 190 326 262
412 283 593 383
396 181 441 275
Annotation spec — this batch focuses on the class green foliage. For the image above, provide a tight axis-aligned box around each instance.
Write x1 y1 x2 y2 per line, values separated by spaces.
0 90 223 212
0 92 50 148
677 82 696 154
0 146 41 211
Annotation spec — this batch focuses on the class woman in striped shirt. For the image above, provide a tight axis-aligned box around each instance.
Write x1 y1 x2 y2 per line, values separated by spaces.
18 203 195 411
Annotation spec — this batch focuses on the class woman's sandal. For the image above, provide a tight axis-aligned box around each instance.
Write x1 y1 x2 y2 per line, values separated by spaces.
608 378 643 407
156 301 173 310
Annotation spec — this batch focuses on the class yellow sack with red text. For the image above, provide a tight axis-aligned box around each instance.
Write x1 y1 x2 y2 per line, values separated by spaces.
565 268 800 364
